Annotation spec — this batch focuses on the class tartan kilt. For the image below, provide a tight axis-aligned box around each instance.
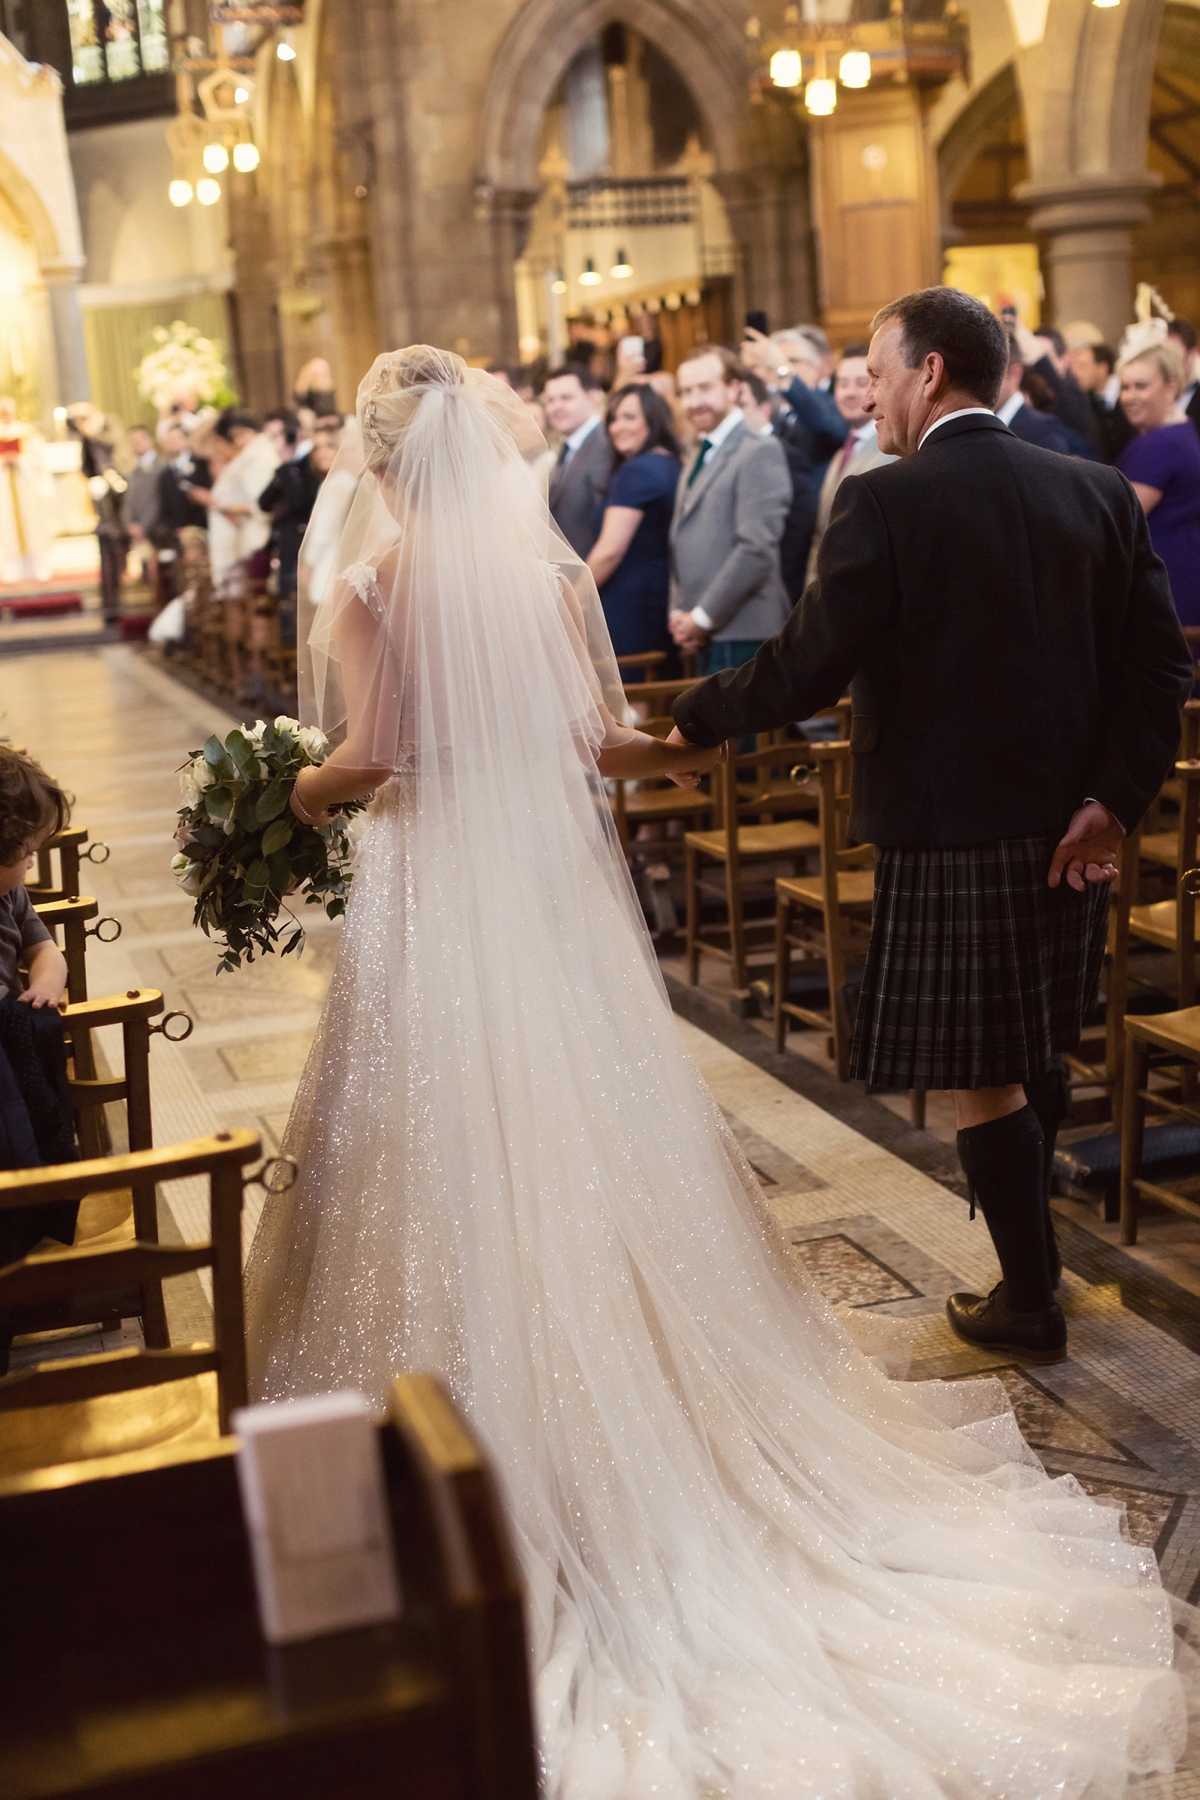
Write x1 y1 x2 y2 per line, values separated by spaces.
847 835 1110 1092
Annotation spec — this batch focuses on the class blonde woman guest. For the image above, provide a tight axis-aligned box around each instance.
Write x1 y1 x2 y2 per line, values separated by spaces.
1117 341 1200 626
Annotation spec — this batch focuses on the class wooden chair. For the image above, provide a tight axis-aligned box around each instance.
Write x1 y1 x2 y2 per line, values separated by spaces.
0 1130 262 1478
1103 760 1200 1115
1138 699 1200 871
25 827 110 904
0 1372 536 1800
685 744 821 994
1119 1006 1200 1243
772 742 874 1079
616 650 668 683
611 677 714 851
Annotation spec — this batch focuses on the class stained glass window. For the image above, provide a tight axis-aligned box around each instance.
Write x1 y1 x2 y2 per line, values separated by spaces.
62 0 171 86
66 0 104 85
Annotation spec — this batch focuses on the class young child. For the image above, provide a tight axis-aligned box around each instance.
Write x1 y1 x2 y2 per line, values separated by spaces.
0 747 77 1362
0 745 69 1012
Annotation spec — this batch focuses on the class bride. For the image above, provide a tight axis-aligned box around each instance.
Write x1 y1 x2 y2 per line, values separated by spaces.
246 346 1193 1797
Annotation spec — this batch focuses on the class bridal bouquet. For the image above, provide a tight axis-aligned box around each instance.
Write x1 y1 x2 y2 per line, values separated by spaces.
173 716 367 973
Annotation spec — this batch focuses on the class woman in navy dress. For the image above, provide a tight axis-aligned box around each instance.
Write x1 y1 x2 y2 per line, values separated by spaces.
587 384 681 667
1117 342 1200 627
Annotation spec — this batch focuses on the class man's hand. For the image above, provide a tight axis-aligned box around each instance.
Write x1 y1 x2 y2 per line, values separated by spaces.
662 725 728 787
740 329 780 386
670 609 709 652
1048 801 1124 891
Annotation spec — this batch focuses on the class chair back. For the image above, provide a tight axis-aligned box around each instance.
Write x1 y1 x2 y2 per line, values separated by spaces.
26 828 110 905
30 895 122 1006
0 1129 261 1439
616 650 668 683
791 741 870 914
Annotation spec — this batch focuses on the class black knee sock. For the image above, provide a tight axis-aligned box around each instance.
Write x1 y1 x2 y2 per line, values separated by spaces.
1023 1062 1068 1282
956 1104 1054 1313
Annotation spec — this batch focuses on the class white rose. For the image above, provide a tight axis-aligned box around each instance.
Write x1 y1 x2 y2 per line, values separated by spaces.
298 725 328 760
274 715 301 735
171 852 203 897
246 719 267 745
179 755 215 806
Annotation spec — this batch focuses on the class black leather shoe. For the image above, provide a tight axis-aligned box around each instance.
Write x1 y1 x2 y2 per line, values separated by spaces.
946 1284 1067 1362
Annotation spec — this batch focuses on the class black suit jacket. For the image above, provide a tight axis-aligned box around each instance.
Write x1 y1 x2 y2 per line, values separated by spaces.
673 414 1191 848
1185 385 1200 444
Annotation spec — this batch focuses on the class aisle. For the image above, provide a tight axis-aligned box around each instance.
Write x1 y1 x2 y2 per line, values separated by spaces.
7 647 1200 1704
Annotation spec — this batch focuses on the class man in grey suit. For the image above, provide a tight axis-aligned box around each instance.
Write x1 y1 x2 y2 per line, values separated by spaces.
544 366 612 559
805 343 896 582
668 347 792 677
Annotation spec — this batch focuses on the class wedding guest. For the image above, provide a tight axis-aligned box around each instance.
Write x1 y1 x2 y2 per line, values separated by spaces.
806 343 896 583
586 383 681 668
65 402 135 625
544 366 611 558
207 407 278 586
994 340 1071 454
1014 323 1098 452
1167 318 1200 441
738 371 817 605
668 346 791 676
1068 341 1134 462
263 408 304 464
258 434 325 606
1117 340 1200 628
670 285 1191 1360
741 328 847 483
292 357 338 421
123 423 164 589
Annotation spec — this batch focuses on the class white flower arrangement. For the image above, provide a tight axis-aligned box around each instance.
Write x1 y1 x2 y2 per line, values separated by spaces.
134 320 236 414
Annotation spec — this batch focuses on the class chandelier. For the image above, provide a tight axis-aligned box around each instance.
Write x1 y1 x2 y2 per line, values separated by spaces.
745 0 968 118
165 1 302 206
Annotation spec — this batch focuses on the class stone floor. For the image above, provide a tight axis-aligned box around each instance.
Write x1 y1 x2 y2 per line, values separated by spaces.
6 644 1200 1790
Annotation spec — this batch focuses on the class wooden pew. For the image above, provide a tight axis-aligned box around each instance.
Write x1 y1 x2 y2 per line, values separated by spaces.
0 1372 537 1800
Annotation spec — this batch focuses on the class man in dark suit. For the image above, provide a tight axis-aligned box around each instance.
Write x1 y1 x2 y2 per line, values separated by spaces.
543 366 611 559
670 286 1191 1359
1068 341 1135 463
994 340 1072 454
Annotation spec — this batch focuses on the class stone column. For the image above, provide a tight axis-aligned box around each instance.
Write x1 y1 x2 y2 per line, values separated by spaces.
40 257 90 406
713 163 815 336
1020 177 1159 343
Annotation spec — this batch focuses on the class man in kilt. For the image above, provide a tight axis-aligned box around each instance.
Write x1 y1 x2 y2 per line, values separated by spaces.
670 287 1193 1360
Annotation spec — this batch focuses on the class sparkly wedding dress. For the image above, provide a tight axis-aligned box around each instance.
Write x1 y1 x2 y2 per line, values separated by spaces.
245 348 1194 1799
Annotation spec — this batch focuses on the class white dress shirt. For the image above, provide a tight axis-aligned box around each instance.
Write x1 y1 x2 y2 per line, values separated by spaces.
995 393 1026 428
919 407 994 447
688 408 745 630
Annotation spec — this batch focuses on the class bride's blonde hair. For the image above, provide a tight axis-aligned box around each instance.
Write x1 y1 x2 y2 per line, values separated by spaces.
358 345 467 476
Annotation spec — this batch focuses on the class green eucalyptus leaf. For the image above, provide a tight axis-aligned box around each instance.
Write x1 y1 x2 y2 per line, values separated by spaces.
235 791 261 831
261 817 293 855
256 779 289 824
245 858 271 889
204 785 233 821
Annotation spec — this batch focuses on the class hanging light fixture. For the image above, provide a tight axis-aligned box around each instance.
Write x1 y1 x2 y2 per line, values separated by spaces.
203 142 229 172
234 85 250 103
579 258 601 287
196 177 222 205
1092 0 1119 9
770 48 802 88
839 49 871 87
276 38 296 59
610 249 632 279
233 141 260 171
168 178 194 207
551 271 567 295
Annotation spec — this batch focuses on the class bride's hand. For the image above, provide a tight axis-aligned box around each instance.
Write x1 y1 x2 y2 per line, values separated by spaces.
290 768 336 827
664 729 727 788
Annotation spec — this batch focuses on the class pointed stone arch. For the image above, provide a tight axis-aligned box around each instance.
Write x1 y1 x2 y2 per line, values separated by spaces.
477 0 751 193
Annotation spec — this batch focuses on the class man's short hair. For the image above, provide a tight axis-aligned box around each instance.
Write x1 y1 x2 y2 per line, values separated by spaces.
264 408 301 445
679 343 746 384
1169 318 1198 354
1091 342 1116 374
215 406 262 440
839 341 871 362
772 330 820 365
790 324 830 356
872 288 1009 408
545 365 604 393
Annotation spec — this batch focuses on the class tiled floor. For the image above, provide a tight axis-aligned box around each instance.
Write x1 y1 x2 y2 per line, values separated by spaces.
6 645 1200 1787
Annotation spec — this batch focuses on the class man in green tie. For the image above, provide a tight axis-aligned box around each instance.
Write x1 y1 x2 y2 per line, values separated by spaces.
668 346 793 677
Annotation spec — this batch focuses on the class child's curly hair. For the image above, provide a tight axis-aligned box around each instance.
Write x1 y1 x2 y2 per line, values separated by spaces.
0 744 70 868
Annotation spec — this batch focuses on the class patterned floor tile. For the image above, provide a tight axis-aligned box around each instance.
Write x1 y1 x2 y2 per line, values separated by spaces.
788 1233 920 1308
959 1364 1145 1466
1068 1475 1186 1555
